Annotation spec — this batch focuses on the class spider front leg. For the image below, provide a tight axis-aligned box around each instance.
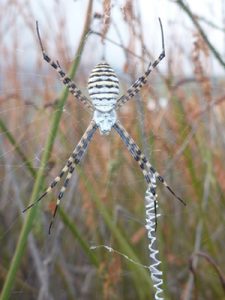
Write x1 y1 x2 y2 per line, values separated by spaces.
36 21 93 111
116 18 165 110
113 121 185 206
23 120 98 232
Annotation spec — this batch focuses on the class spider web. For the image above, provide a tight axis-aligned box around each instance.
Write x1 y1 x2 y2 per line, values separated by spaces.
0 56 188 300
0 2 201 300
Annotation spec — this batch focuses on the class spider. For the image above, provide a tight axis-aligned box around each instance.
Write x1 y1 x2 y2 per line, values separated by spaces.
23 19 185 234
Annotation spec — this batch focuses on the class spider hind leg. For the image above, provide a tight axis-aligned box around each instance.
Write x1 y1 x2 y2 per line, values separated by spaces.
23 121 98 233
48 163 75 234
113 121 186 206
22 162 71 213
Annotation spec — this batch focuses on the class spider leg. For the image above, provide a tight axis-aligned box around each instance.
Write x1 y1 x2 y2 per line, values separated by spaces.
48 162 76 234
23 120 98 213
36 21 93 111
116 18 165 110
113 121 186 206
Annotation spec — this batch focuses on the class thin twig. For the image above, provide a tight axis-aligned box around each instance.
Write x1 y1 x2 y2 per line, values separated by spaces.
190 251 225 292
175 0 225 69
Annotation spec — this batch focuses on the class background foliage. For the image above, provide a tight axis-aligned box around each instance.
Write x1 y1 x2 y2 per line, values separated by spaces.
0 1 225 299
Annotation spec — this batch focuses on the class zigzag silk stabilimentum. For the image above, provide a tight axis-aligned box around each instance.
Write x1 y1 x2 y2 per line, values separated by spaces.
145 174 164 300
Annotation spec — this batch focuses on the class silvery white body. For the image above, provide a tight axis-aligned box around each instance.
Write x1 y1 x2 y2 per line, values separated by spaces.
93 110 117 135
88 62 119 135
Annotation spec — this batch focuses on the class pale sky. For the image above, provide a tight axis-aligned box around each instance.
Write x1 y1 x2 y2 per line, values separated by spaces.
2 0 225 75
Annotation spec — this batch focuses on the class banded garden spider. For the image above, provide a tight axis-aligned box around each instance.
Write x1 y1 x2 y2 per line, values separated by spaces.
23 19 185 234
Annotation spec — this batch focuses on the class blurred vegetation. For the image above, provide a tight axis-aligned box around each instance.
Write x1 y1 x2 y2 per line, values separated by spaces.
0 1 225 299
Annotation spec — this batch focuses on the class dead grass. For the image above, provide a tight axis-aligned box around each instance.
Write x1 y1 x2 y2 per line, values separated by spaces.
0 1 225 300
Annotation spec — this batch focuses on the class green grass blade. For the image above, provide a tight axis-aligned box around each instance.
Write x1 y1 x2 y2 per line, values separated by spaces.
0 118 36 177
0 2 93 299
78 168 153 299
58 208 99 267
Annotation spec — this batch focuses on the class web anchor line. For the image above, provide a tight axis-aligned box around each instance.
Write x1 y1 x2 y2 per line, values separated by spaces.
145 174 164 300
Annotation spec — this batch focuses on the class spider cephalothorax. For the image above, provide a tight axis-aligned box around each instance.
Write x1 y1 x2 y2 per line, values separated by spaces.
23 19 185 234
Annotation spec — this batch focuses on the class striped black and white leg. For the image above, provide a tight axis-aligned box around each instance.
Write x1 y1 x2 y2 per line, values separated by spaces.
113 121 185 205
36 21 93 111
116 18 165 110
23 120 98 215
48 162 76 234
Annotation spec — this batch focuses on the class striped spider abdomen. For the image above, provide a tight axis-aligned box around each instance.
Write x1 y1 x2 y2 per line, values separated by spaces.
88 62 119 134
87 62 119 111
